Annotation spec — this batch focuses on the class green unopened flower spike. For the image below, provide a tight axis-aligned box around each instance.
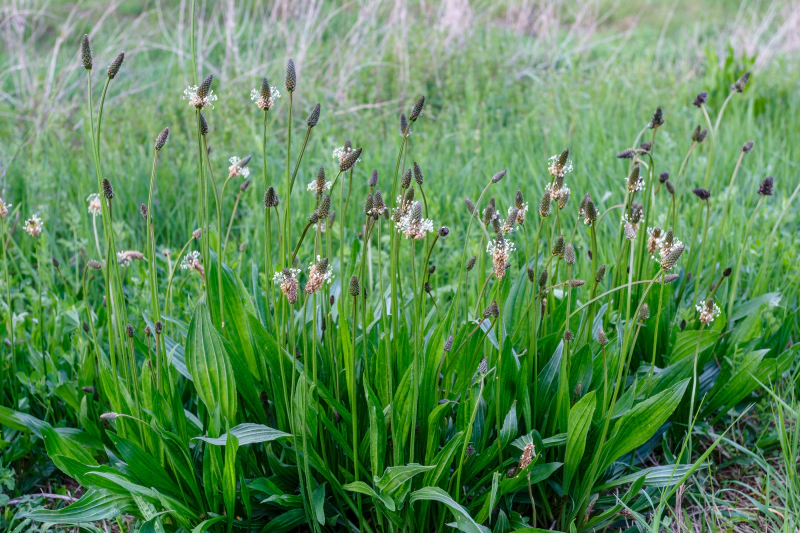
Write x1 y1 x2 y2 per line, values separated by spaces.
595 264 606 282
108 52 124 79
401 169 412 189
466 256 476 271
364 193 374 216
491 169 507 183
400 113 409 136
80 34 92 70
465 197 476 215
197 74 214 100
661 243 685 271
317 194 331 219
538 269 548 288
539 190 552 218
552 235 564 257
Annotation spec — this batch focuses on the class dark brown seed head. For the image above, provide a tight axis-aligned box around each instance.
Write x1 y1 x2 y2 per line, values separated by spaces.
552 235 564 257
484 300 499 318
410 201 422 223
87 259 102 270
538 268 548 288
539 190 552 218
663 273 679 284
309 210 320 224
491 169 507 184
140 204 148 219
197 74 214 99
401 169 412 189
639 142 652 152
650 106 664 128
515 189 524 209
691 125 702 142
260 77 271 99
404 186 416 205
557 148 570 169
742 141 754 153
102 179 114 199
478 357 489 375
285 59 296 92
595 264 607 282
692 188 711 201
80 35 92 70
340 147 362 172
369 169 378 188
318 194 331 219
349 275 360 297
315 166 327 193
424 282 432 294
428 265 436 275
563 329 574 342
400 113 409 135
126 324 134 338
145 325 152 338
108 52 124 79
527 265 535 282
723 267 732 277
731 71 750 93
438 226 449 237
306 103 321 127
661 243 685 271
466 256 476 271
409 96 425 122
567 279 585 288
659 171 669 183
155 127 171 150
364 193 374 216
630 203 643 224
697 129 708 143
413 162 424 185
264 187 279 208
617 148 635 159
491 218 502 234
693 91 708 107
155 321 163 334
758 176 774 196
665 180 675 195
373 189 385 211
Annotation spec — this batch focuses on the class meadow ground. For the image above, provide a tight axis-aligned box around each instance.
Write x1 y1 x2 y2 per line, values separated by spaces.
0 0 799 531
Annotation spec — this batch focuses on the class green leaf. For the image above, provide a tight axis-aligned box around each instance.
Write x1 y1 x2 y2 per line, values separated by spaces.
312 483 326 525
185 299 237 426
601 379 689 472
375 464 435 497
670 330 719 363
223 430 239 529
563 391 596 495
108 433 179 497
410 487 490 533
25 489 135 524
731 292 781 321
191 516 227 532
499 401 518 448
195 423 292 446
342 481 396 511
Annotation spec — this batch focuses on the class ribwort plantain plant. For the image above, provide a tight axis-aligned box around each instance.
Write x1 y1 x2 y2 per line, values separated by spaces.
1 21 797 533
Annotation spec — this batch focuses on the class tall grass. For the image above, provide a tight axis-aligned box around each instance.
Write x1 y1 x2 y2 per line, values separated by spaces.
0 1 799 532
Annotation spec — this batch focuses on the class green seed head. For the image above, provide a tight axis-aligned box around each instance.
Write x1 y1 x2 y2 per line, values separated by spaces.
80 34 92 70
108 52 124 79
285 59 296 92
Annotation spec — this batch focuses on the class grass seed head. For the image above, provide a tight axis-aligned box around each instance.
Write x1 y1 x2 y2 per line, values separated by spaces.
438 226 449 237
478 357 489 375
400 112 408 135
564 243 576 265
639 142 652 152
424 282 432 294
552 235 564 257
108 52 124 79
264 187 279 208
742 140 754 153
349 275 360 297
466 256 476 271
307 103 321 127
285 59 296 91
663 273 679 283
126 324 134 338
145 325 152 337
693 90 708 107
87 259 102 270
696 128 708 143
650 106 664 128
364 193 374 215
405 185 416 205
409 95 425 121
369 170 378 188
317 194 331 219
401 169 412 189
515 189 524 209
413 162 424 185
197 74 213 99
465 197 476 215
597 329 609 346
723 267 732 277
260 77 271 99
538 268 548 288
691 125 702 142
758 176 774 196
80 34 92 70
617 148 635 159
527 265 535 282
567 279 585 287
155 127 171 150
484 300 499 318
340 147 362 172
595 264 607 282
491 169 507 183
639 303 650 321
624 222 637 240
731 71 750 92
665 180 675 195
140 204 148 219
692 188 711 200
563 329 574 342
539 190 552 218
659 171 669 183
557 189 570 209
444 334 454 352
661 243 685 271
102 179 114 199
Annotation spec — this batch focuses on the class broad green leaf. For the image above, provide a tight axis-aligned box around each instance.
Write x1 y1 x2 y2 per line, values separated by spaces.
703 350 768 421
601 379 689 472
223 430 239 529
563 391 596 495
375 464 435 497
594 463 706 491
108 433 179 497
25 489 135 524
731 292 781 321
195 423 292 446
499 401 518 448
185 299 237 426
342 481 396 511
312 483 326 525
191 516 226 532
670 330 719 363
410 487 490 533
